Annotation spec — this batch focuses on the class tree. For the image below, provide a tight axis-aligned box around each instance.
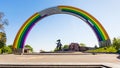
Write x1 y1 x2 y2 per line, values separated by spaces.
54 44 69 51
63 45 69 49
94 45 98 49
1 46 12 54
8 44 13 51
0 12 8 32
25 44 33 52
0 32 6 48
0 49 1 54
0 12 8 49
40 49 46 52
113 37 120 50
8 45 12 49
80 43 86 47
62 45 69 51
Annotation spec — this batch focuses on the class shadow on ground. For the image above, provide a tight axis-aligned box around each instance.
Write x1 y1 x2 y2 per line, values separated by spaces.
117 55 120 59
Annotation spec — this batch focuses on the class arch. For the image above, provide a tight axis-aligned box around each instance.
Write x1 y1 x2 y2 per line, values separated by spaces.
13 5 111 54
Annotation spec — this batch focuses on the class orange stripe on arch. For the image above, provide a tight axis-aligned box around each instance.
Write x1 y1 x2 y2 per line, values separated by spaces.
13 13 40 49
58 6 109 40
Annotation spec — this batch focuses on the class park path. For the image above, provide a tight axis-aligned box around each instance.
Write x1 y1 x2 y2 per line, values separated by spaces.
0 53 120 63
0 53 120 67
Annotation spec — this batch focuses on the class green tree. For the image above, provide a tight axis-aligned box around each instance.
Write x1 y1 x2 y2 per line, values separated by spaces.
0 49 1 54
112 37 120 50
1 46 12 54
63 45 69 49
0 12 8 49
54 47 59 52
8 45 13 49
62 45 69 51
40 49 46 52
25 44 33 52
94 45 98 49
0 12 8 32
80 43 86 47
54 45 69 51
7 45 13 52
0 32 6 48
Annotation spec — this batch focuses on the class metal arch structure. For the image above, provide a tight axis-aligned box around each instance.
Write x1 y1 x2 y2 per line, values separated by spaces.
13 5 111 54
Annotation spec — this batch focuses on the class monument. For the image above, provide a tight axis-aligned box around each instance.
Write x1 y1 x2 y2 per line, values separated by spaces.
69 43 80 51
56 39 62 51
12 5 111 54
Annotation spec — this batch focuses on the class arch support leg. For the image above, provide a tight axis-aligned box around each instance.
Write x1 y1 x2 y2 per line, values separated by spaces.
13 48 24 55
99 39 111 47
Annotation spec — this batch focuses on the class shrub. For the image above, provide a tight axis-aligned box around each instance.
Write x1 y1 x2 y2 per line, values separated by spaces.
25 44 33 52
1 46 12 54
0 49 1 54
63 45 69 50
87 45 117 53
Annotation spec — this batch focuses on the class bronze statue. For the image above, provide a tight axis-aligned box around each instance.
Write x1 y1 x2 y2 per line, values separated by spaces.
56 39 62 51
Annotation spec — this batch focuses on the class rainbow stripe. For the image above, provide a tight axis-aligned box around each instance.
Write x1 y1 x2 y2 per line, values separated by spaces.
13 6 110 49
13 13 42 48
58 6 109 41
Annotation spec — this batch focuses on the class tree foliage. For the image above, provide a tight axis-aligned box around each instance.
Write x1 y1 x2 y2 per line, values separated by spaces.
0 49 1 54
8 45 12 49
80 43 86 47
94 45 98 49
112 37 120 50
25 44 33 52
0 12 8 32
0 12 8 49
54 45 69 51
63 45 69 49
87 37 120 53
62 45 69 51
1 46 12 54
87 45 117 53
0 32 6 48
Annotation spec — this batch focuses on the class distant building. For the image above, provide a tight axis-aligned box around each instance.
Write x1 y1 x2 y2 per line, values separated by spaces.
24 48 32 53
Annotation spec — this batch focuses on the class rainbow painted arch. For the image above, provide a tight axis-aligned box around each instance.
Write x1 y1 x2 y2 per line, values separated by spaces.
13 5 111 50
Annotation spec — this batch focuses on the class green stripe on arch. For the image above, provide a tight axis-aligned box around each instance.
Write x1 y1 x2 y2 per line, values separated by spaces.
61 8 105 41
17 14 41 48
12 5 111 51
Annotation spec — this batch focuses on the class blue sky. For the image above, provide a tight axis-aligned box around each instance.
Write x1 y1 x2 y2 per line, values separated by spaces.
0 0 120 52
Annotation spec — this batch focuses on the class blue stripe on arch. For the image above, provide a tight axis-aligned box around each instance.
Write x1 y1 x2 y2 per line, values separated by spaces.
62 9 103 41
20 15 42 48
93 26 103 41
86 20 102 41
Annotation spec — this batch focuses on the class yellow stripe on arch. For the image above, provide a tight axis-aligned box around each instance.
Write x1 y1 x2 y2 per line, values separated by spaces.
58 6 109 40
13 13 40 49
13 5 111 51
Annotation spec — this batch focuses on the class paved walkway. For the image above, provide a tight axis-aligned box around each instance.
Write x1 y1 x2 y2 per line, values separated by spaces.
0 53 120 67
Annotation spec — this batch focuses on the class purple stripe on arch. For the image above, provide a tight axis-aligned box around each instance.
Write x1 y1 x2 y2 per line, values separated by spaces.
21 15 48 48
86 20 101 41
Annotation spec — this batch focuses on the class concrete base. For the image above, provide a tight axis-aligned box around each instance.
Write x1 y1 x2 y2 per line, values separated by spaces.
13 48 24 55
99 39 111 47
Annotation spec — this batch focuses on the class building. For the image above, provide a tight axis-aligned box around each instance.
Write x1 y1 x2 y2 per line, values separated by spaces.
24 48 32 53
